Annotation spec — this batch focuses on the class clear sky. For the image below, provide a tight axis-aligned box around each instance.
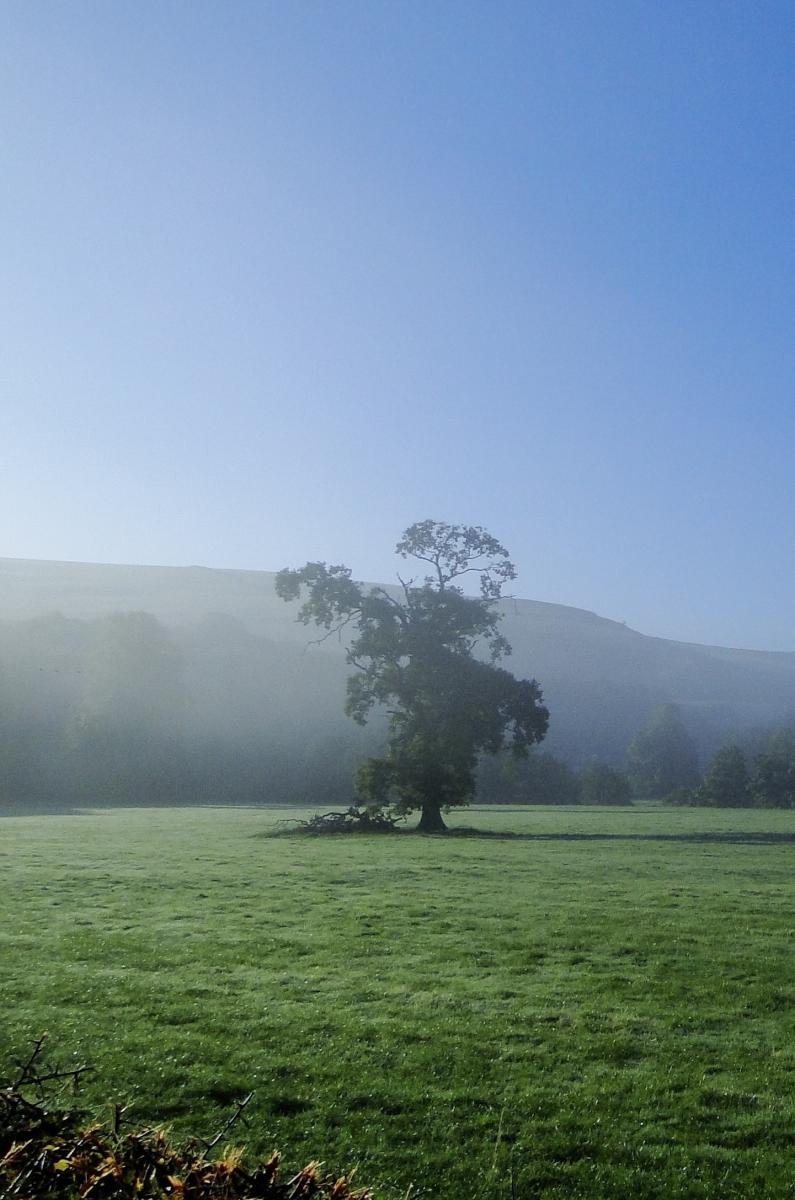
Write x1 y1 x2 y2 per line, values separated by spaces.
3 1 794 650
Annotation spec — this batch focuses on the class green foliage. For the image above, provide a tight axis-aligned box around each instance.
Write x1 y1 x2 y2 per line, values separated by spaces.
276 522 548 830
395 518 517 601
626 703 701 798
698 744 751 807
751 729 795 808
677 730 795 808
579 761 632 805
477 747 581 804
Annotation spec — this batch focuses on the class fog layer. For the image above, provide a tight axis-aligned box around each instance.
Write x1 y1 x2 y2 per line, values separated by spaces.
2 557 794 809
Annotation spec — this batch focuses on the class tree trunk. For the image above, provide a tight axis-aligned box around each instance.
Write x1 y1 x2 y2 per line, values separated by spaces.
417 802 447 833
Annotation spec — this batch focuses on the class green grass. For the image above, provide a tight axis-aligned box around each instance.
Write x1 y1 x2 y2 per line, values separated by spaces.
3 803 795 1198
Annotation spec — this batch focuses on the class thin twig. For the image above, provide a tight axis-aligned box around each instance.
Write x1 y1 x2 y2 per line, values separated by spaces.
12 1034 48 1088
31 1065 94 1087
302 612 359 652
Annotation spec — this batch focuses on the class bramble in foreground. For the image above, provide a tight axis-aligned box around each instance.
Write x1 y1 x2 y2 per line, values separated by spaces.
276 520 548 832
1 1039 370 1200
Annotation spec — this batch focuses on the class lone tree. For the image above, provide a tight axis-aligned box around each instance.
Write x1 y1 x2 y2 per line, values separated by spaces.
275 520 549 832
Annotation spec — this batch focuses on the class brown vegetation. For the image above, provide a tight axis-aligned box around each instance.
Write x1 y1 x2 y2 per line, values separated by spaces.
1 1039 370 1200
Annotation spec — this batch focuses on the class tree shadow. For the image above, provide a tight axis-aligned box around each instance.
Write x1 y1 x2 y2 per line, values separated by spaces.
444 827 795 846
0 803 91 818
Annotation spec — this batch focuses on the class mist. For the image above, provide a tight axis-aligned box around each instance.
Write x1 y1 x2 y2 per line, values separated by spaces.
3 555 795 812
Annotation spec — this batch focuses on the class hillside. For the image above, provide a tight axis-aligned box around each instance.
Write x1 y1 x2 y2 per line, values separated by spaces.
2 556 794 772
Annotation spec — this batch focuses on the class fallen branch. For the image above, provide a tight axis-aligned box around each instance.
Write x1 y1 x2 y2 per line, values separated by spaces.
290 806 404 835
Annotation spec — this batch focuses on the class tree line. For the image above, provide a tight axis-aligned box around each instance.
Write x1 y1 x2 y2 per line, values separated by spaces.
3 613 791 811
0 610 375 808
622 701 795 807
3 608 791 812
486 708 795 807
2 514 792 813
0 596 630 813
0 603 583 811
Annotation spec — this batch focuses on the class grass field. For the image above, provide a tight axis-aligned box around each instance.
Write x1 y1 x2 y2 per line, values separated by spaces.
3 803 795 1198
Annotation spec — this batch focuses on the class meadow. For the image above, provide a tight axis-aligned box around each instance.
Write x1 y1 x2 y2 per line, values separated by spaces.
2 803 795 1198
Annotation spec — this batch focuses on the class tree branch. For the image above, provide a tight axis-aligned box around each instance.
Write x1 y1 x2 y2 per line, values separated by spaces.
369 587 409 622
12 1035 48 1088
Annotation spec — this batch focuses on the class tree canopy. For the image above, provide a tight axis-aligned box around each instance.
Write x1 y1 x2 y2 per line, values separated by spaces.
275 520 549 831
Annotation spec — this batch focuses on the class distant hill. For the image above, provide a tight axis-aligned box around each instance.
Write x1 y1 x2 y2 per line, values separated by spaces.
2 555 794 767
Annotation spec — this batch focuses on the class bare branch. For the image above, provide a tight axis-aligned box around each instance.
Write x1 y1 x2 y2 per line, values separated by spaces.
301 611 360 652
201 1091 254 1152
31 1064 94 1087
395 573 420 611
12 1035 48 1088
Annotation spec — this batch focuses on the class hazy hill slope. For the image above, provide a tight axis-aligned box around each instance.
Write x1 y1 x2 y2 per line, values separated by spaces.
0 558 300 642
496 601 795 761
2 556 794 765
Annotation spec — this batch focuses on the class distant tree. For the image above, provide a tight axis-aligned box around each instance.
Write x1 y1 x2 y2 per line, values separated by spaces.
275 520 549 832
626 704 700 799
67 612 186 802
698 744 750 807
579 761 632 806
74 612 185 732
0 613 90 803
750 729 795 808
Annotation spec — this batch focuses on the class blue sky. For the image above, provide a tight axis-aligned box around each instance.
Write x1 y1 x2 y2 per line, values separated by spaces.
3 1 794 649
